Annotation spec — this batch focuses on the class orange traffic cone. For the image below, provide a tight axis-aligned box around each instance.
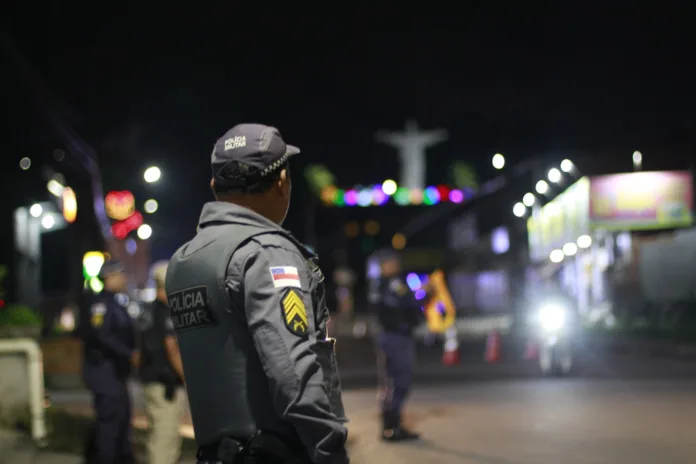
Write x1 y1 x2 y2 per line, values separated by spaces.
484 330 501 363
442 328 460 365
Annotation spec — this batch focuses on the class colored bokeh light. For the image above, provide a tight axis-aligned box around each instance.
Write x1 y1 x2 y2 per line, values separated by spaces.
326 183 471 207
394 188 410 205
334 189 345 206
371 187 388 205
409 189 423 205
344 190 358 206
357 189 373 206
382 179 397 195
406 273 421 290
423 186 440 205
449 189 464 203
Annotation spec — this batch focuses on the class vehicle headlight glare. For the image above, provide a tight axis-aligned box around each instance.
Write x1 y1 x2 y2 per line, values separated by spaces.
538 305 566 332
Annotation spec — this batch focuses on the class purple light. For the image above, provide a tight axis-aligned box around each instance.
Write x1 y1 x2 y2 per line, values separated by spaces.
414 289 426 300
406 273 421 290
344 190 358 206
372 187 388 205
449 189 464 203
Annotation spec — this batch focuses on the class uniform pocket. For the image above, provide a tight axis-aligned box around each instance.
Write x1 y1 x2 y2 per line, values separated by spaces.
313 338 348 423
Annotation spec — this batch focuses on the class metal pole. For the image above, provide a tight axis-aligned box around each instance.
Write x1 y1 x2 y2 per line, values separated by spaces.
13 207 41 308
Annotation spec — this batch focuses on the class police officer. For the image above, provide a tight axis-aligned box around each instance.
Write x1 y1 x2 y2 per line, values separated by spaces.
373 252 429 442
81 260 136 463
165 123 349 464
138 261 185 464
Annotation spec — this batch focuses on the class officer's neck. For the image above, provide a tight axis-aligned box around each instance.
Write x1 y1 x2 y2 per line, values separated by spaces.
217 195 276 223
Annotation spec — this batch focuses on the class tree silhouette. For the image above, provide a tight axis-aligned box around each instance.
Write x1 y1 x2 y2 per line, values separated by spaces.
449 162 478 190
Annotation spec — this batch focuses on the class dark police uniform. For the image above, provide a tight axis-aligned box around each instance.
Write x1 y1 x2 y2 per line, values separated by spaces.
80 262 135 463
137 299 183 399
165 124 348 464
374 270 424 441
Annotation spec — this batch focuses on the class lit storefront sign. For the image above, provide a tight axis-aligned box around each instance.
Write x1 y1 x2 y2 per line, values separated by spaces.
589 171 693 231
527 171 694 262
527 177 590 263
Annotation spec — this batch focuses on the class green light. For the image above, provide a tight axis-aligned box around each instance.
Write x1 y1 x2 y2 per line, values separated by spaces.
423 186 440 205
333 189 345 206
394 188 410 205
89 277 104 293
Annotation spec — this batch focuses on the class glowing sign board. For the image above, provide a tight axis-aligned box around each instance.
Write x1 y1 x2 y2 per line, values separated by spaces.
589 171 693 230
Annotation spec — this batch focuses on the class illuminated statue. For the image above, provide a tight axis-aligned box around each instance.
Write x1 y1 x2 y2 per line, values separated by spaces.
375 120 448 190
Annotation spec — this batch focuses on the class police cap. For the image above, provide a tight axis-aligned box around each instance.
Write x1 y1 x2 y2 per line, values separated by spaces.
211 123 300 190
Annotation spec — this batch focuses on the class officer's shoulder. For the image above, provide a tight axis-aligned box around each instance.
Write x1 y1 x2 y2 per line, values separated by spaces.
248 233 304 258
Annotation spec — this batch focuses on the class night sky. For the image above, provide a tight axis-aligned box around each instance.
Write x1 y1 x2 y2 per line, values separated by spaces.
2 5 695 296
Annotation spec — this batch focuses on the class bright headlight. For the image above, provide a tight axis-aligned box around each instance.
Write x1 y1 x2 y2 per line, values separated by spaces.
538 304 566 332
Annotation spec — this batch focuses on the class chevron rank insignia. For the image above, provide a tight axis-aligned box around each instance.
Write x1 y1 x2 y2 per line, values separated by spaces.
281 289 308 336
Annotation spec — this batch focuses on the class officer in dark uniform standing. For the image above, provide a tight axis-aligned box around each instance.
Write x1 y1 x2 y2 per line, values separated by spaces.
81 260 136 463
373 252 430 442
165 123 349 464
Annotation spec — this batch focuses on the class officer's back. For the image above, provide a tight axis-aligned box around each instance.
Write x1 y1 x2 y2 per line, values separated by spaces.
166 124 348 464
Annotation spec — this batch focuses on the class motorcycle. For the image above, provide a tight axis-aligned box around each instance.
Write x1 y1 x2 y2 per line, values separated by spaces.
531 301 575 376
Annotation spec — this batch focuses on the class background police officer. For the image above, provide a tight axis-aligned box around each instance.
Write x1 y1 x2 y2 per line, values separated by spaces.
373 252 430 442
137 260 185 464
80 260 136 463
165 124 349 464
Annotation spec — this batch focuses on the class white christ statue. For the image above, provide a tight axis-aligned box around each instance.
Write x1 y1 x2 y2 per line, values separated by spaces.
375 119 448 190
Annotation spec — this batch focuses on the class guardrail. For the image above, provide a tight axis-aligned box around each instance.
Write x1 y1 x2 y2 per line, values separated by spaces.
0 338 47 445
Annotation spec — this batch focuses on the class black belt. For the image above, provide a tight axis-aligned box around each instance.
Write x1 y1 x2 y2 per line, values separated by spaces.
197 432 308 463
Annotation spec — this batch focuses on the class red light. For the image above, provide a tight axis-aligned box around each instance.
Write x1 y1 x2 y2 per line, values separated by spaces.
0 300 5 308
436 185 450 199
111 211 143 240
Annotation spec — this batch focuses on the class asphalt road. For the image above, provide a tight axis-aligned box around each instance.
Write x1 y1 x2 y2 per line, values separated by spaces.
44 352 696 463
345 376 696 463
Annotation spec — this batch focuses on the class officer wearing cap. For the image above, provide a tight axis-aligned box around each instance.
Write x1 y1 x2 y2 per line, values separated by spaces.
165 124 349 464
372 251 430 442
80 260 136 463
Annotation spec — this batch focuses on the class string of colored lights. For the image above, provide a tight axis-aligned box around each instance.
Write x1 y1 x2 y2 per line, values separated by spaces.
320 179 474 207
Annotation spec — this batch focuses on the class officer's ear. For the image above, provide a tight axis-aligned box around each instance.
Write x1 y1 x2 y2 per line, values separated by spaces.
278 169 290 198
210 178 217 198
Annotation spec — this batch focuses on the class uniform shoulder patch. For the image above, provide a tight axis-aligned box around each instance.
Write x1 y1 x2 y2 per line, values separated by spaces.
280 289 308 336
168 286 217 332
269 266 301 288
90 302 106 328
